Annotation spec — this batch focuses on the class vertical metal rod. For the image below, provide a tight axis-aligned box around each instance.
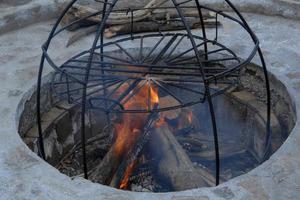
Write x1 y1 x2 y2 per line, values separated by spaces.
100 0 112 125
80 0 118 179
37 0 78 160
195 0 208 60
139 36 144 63
37 54 46 160
206 86 220 185
126 8 134 40
224 0 271 161
214 12 219 43
171 0 219 184
66 73 71 104
259 48 272 160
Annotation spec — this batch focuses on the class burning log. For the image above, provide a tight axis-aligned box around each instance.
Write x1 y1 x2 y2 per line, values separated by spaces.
89 83 159 185
89 141 123 184
110 112 159 189
89 114 149 184
149 125 214 190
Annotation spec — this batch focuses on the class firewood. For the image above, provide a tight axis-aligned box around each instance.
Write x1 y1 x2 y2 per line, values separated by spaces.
109 112 159 189
66 2 214 26
89 143 122 184
104 18 219 39
55 130 111 169
63 2 217 45
89 111 158 185
69 0 169 25
149 125 213 190
66 17 220 46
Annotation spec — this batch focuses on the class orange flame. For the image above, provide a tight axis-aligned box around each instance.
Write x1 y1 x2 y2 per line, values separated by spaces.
119 161 137 190
113 81 159 189
150 85 159 105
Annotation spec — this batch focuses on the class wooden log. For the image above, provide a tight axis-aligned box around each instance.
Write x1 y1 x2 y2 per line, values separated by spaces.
55 130 111 169
89 111 158 185
104 18 219 39
89 143 122 184
109 112 159 189
89 126 143 184
69 0 169 25
66 3 213 26
66 17 220 46
149 125 213 190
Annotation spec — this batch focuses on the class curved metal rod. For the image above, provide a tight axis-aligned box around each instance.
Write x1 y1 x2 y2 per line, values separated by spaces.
224 0 271 162
170 0 220 186
194 0 208 60
37 0 78 160
44 30 256 83
37 0 270 187
80 0 118 179
91 33 255 80
206 86 220 185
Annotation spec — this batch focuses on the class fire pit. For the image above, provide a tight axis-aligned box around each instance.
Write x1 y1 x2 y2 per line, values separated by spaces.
18 0 296 193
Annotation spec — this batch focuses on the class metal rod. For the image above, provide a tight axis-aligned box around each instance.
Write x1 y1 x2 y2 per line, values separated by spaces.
206 86 220 186
195 1 208 60
37 0 78 160
38 0 271 190
80 0 118 179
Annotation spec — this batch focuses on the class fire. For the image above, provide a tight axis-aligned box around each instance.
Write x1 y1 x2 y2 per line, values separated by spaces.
111 79 194 190
119 161 136 190
150 85 159 105
113 80 159 189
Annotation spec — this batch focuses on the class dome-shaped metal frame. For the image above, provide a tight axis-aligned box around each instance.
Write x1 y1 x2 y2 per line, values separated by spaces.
36 0 271 187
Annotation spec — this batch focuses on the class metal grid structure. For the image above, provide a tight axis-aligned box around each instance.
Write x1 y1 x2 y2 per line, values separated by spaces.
37 0 271 187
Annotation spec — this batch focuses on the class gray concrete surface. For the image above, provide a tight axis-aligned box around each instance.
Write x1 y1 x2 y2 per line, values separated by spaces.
0 0 67 35
0 2 300 200
1 0 300 35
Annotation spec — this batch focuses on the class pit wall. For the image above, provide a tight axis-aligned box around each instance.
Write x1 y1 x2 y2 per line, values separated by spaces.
17 73 108 166
17 63 297 171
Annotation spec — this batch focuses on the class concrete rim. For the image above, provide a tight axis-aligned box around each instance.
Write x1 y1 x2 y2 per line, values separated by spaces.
1 5 300 200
